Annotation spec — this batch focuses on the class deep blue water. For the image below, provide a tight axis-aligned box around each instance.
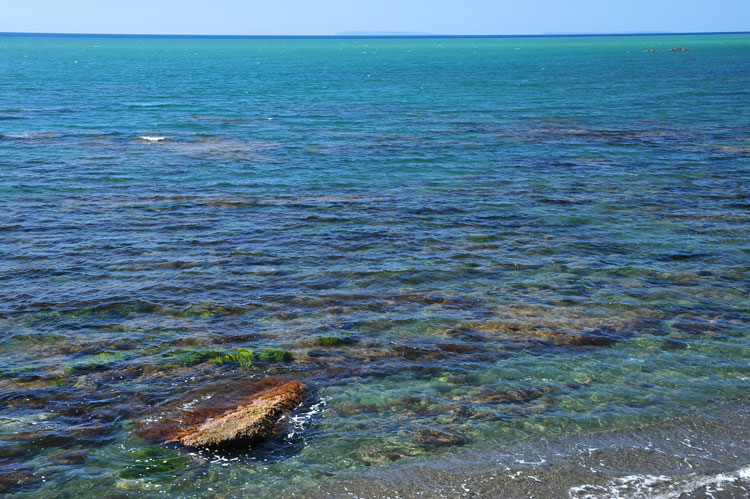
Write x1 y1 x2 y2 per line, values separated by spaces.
0 33 748 497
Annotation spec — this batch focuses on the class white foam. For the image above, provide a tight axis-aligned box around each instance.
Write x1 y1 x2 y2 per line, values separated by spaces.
138 136 167 142
6 131 57 139
286 398 327 441
569 465 750 499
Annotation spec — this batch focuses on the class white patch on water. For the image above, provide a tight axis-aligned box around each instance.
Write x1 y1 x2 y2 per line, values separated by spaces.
206 453 241 465
680 438 707 451
569 465 750 498
138 136 167 142
509 470 546 484
5 131 58 139
517 458 547 465
126 101 173 107
286 398 327 441
245 265 278 275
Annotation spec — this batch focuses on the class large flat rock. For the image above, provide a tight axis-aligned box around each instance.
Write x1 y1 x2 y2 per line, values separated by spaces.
176 381 306 449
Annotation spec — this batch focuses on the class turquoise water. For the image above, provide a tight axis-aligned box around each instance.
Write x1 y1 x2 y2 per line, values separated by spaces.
0 33 749 497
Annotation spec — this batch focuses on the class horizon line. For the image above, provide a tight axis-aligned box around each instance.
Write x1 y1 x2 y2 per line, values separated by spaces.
1 30 749 39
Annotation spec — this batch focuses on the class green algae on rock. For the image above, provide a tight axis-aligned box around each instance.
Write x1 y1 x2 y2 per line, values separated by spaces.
211 348 293 366
315 336 356 347
65 352 126 373
256 349 293 363
210 348 257 367
161 347 294 368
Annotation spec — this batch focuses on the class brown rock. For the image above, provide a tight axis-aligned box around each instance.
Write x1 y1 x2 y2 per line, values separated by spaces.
550 330 619 346
473 320 622 347
474 386 551 404
394 344 443 360
0 461 39 494
415 428 467 447
435 342 478 354
53 451 88 465
175 381 305 449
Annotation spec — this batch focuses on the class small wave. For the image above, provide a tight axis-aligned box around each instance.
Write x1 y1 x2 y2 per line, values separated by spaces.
3 131 58 140
285 398 327 441
125 102 174 108
138 136 167 142
569 465 750 498
186 115 274 123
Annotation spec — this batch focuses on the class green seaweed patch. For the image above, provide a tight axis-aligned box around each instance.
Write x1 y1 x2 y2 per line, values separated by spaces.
20 304 155 325
209 348 293 367
65 352 125 373
51 377 71 387
175 307 217 318
256 349 293 363
210 348 256 367
157 345 294 368
316 336 355 347
169 346 216 366
3 364 37 378
118 446 189 480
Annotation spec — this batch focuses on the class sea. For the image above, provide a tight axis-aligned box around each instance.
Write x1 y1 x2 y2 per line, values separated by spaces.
0 32 748 497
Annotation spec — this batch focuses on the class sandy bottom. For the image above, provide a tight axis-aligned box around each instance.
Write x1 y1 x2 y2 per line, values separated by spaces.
297 408 750 498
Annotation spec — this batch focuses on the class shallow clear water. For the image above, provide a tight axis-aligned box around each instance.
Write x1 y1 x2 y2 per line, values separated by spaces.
0 33 748 497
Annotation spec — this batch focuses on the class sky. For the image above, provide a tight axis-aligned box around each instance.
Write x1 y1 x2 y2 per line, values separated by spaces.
1 0 748 36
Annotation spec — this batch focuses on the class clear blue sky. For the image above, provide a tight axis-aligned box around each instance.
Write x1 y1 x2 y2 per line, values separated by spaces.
2 0 748 35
